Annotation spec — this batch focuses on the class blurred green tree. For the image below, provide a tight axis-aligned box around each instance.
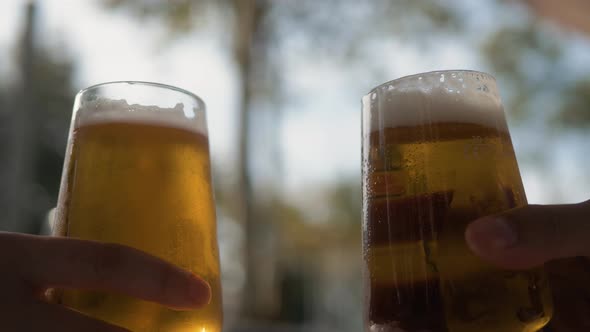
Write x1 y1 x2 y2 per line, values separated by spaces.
483 19 590 129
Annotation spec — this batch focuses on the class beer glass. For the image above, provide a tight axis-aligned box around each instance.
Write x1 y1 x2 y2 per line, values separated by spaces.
53 82 222 332
361 71 552 332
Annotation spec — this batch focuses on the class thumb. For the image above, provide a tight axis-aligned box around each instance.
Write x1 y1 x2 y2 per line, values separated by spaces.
465 200 590 270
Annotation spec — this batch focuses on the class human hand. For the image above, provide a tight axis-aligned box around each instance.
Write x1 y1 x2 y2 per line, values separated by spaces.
465 200 590 269
465 200 590 332
0 232 211 332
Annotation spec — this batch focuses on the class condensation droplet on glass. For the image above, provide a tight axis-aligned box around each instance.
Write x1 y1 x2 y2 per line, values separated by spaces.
388 85 394 91
477 85 490 92
418 76 423 80
371 93 377 100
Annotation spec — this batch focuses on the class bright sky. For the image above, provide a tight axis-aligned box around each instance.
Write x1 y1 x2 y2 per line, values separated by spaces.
2 0 590 205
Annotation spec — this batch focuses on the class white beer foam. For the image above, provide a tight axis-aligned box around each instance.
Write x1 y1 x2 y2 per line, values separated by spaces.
74 98 208 136
364 71 508 131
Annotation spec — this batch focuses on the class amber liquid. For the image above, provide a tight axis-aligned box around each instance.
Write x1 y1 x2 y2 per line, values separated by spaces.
54 122 222 332
362 123 552 332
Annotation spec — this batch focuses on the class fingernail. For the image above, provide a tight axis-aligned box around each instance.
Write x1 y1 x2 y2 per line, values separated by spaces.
466 217 518 250
187 274 211 307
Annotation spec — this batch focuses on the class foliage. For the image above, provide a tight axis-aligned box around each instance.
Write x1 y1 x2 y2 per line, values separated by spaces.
102 0 213 34
482 14 590 130
557 79 590 128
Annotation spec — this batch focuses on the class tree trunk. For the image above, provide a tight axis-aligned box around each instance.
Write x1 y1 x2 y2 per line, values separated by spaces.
234 0 258 318
9 1 38 233
233 0 277 320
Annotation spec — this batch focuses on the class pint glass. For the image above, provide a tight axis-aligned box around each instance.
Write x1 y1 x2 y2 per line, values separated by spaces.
361 71 552 332
53 82 222 332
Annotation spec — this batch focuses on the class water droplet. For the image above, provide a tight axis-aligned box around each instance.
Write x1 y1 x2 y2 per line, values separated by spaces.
440 74 445 82
371 93 377 100
477 85 490 92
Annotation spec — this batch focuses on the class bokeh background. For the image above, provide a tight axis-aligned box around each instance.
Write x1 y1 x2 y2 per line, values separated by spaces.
1 0 589 331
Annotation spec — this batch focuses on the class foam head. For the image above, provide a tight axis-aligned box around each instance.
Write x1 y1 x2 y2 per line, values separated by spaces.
73 98 208 136
362 70 507 133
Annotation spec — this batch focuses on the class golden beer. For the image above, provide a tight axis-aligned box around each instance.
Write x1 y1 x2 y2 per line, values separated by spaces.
53 82 222 332
361 71 552 332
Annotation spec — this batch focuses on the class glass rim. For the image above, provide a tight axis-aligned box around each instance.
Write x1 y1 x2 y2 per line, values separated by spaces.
366 69 497 95
77 81 205 106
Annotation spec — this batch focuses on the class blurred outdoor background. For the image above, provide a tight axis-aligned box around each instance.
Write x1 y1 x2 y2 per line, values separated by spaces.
1 0 589 331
